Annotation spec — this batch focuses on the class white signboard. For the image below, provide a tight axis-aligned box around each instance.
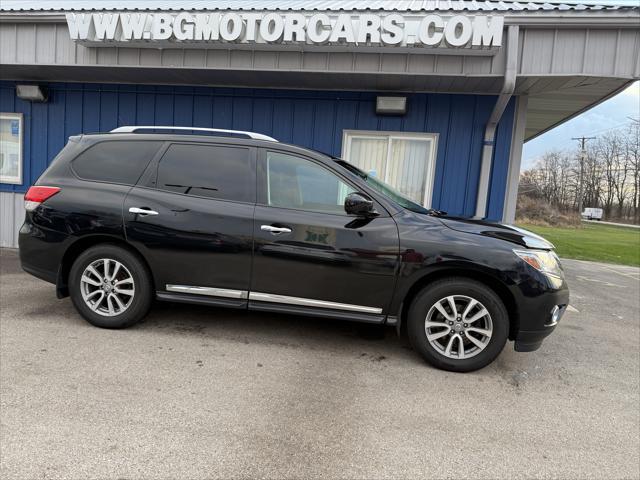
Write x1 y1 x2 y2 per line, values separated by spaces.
66 12 504 54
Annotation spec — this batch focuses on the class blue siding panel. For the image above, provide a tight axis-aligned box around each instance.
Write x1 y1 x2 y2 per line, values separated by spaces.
65 90 83 140
212 96 232 131
271 98 294 144
47 89 66 176
136 92 156 126
30 101 48 185
312 100 335 154
332 99 358 155
154 93 173 126
0 81 515 219
427 95 452 209
99 90 118 132
440 95 475 215
232 97 254 132
14 97 32 192
192 94 213 131
118 91 138 127
82 90 101 134
252 98 274 138
487 98 517 221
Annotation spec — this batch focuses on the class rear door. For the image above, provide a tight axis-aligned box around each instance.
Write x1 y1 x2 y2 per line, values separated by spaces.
249 149 400 320
124 141 256 307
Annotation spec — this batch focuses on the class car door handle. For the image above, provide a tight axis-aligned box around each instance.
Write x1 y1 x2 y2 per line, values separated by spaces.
261 225 292 234
129 207 159 216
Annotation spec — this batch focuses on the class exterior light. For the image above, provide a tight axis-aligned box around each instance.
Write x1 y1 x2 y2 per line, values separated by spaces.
376 96 407 115
16 85 47 102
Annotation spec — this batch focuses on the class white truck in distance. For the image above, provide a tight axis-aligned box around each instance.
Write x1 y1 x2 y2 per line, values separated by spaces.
582 207 603 220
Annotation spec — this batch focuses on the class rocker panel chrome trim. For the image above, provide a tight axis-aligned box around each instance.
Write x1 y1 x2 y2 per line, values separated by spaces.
165 284 248 299
248 292 383 314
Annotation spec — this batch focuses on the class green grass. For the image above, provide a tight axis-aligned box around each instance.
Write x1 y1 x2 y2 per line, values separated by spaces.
517 223 640 266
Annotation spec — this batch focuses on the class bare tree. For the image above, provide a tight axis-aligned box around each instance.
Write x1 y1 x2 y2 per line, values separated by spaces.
624 123 640 222
518 122 640 223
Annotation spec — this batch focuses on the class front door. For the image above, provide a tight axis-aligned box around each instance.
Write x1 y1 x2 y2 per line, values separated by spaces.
124 142 256 306
250 149 400 320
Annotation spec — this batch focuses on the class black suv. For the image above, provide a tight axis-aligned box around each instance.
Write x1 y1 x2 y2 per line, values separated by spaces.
19 126 569 372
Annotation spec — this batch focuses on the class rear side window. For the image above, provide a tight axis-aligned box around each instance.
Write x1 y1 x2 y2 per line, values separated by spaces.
72 141 162 185
156 144 252 203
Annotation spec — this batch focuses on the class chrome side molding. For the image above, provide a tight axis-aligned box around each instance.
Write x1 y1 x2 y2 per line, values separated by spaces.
166 285 248 299
165 285 383 314
248 292 383 314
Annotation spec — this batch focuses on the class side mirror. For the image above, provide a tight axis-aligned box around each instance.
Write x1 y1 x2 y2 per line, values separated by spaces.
344 192 376 217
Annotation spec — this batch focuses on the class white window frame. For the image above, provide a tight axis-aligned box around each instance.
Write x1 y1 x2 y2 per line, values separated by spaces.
0 112 24 185
341 130 438 208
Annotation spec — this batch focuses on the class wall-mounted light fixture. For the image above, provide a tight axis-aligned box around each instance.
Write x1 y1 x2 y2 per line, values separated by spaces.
16 85 48 102
376 96 407 115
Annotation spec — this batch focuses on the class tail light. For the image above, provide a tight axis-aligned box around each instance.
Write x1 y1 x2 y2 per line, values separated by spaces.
24 186 60 211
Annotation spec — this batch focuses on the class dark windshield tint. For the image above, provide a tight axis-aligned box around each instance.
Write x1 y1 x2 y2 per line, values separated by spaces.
72 141 162 185
334 160 430 214
157 144 252 203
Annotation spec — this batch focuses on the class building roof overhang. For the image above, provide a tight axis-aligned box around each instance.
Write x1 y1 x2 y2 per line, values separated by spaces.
0 1 638 141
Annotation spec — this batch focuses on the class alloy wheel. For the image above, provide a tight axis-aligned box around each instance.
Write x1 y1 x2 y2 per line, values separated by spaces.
424 295 493 360
80 258 135 317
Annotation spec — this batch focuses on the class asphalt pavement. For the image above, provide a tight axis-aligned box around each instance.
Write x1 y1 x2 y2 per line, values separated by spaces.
1 248 638 479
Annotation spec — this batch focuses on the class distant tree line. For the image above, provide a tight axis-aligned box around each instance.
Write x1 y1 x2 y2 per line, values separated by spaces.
519 122 640 223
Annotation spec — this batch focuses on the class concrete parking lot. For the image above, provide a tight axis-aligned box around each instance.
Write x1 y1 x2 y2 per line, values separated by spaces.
1 248 638 480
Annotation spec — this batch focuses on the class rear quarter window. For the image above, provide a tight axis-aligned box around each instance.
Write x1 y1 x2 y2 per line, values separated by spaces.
156 143 253 203
71 141 162 185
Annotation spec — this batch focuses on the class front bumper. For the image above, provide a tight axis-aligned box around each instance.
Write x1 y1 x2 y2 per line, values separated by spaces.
513 280 570 352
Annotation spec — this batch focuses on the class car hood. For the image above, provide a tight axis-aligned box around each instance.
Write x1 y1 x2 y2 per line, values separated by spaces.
437 217 554 250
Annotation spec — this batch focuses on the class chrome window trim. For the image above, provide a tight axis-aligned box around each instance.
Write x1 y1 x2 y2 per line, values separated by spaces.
166 285 248 299
249 292 382 314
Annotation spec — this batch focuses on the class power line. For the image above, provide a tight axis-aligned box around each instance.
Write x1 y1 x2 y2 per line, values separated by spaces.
531 120 635 153
583 121 635 137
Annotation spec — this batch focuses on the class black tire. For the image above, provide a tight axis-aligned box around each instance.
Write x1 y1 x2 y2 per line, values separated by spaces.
407 278 508 372
69 244 153 329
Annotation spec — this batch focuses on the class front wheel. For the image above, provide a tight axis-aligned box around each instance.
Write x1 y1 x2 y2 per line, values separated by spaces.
407 278 509 372
69 244 153 329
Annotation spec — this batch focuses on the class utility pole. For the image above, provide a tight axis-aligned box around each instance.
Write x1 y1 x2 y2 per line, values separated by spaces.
572 136 596 215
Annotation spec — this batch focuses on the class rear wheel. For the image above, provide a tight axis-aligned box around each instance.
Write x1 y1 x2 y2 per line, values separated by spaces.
69 244 153 329
407 278 508 372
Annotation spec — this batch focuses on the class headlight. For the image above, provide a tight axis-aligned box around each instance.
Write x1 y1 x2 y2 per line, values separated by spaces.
514 249 563 279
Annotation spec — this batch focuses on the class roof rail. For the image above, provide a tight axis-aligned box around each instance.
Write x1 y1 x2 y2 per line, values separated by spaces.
110 126 277 142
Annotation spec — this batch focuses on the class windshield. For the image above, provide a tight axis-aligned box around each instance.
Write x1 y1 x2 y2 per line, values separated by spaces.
333 159 430 214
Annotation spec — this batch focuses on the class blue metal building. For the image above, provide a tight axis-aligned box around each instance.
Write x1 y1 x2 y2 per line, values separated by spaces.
0 81 515 217
0 1 638 247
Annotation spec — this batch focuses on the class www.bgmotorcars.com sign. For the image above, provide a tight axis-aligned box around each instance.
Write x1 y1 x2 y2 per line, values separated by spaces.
66 12 504 54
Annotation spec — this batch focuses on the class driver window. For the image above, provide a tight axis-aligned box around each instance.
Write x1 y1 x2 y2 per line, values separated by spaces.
266 151 356 215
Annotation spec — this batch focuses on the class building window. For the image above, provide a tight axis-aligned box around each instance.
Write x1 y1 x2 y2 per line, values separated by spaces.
342 130 438 207
0 113 23 185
